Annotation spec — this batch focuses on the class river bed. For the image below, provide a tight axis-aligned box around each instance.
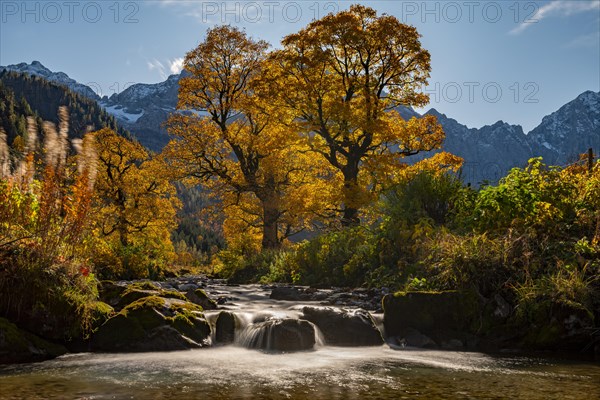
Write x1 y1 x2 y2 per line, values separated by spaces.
1 282 598 399
1 346 599 399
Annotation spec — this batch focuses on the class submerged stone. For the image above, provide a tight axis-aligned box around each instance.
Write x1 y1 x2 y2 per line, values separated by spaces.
270 286 307 301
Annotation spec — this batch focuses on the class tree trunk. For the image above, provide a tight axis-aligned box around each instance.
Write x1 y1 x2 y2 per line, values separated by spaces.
118 212 129 247
261 195 280 250
341 160 361 227
341 205 359 227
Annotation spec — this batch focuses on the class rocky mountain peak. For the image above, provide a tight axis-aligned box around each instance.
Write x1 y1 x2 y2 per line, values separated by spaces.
0 61 100 101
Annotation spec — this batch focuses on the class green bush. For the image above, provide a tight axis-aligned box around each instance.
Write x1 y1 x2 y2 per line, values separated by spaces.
0 245 101 341
283 227 375 287
381 171 465 226
462 158 577 233
92 241 174 281
213 250 280 283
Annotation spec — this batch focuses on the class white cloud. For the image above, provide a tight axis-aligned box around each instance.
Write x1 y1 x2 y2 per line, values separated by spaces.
154 0 267 24
510 0 600 35
564 32 600 48
147 59 167 80
169 57 184 74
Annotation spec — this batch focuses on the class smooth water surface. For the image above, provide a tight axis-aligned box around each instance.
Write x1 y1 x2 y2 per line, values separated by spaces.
1 347 599 399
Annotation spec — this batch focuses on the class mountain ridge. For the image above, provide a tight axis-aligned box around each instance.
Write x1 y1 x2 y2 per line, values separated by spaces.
2 61 598 183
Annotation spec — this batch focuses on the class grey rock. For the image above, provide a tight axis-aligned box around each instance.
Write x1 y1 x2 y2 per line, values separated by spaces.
185 289 218 310
238 318 316 352
215 311 237 344
493 293 511 319
302 306 383 346
178 283 199 292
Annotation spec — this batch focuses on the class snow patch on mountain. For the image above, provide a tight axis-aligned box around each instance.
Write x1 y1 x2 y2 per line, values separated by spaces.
103 105 145 123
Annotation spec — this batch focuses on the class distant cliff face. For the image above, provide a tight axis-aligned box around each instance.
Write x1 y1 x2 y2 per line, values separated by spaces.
3 62 598 182
98 74 182 151
425 110 534 184
527 91 600 166
423 91 599 184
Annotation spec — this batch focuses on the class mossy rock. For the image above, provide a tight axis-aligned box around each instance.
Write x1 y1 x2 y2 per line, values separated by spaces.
383 290 479 340
162 290 188 301
91 296 211 352
514 297 595 351
116 289 162 309
128 281 161 291
89 301 115 331
115 285 187 310
0 317 67 364
185 289 217 310
171 313 211 343
98 281 128 307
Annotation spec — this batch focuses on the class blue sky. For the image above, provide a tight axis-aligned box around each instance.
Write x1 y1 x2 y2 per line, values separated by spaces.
1 0 598 132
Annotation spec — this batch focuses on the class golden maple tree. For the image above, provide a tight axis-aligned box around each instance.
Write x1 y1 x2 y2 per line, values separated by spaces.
92 128 179 272
266 4 459 225
166 26 322 250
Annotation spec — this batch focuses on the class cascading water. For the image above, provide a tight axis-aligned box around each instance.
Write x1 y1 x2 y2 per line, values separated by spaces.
207 306 326 352
1 281 599 399
235 318 318 352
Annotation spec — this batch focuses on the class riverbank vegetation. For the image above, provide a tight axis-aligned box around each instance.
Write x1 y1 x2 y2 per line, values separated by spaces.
0 4 598 355
220 156 599 319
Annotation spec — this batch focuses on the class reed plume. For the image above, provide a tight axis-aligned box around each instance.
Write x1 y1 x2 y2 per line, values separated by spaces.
43 121 59 168
0 128 10 179
26 116 37 153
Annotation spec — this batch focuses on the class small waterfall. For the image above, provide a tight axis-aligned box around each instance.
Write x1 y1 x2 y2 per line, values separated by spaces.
314 324 326 347
234 315 321 352
204 284 382 351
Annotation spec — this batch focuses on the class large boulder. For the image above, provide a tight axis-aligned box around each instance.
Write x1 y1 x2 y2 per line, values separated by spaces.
116 287 187 310
91 296 211 352
99 281 187 310
301 306 383 346
516 297 595 352
215 311 237 344
238 318 316 352
185 289 218 310
98 280 128 306
0 317 67 364
382 291 478 341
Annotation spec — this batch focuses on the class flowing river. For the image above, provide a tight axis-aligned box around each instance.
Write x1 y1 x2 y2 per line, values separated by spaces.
1 283 599 399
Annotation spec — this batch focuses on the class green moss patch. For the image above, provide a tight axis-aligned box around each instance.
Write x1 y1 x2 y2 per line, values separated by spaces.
128 281 161 291
185 288 217 310
91 295 211 352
